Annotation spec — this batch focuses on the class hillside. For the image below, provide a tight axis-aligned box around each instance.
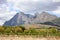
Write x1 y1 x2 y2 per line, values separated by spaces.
51 18 60 26
3 11 57 26
41 18 60 27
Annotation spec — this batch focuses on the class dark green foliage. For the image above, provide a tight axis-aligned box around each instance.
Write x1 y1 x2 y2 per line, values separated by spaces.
18 26 25 31
0 26 60 37
24 28 38 35
0 26 25 35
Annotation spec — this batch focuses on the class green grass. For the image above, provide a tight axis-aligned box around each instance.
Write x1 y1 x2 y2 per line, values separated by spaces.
0 26 60 37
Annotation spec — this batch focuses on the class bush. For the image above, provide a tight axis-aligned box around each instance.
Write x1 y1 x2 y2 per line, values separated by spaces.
0 27 5 34
23 28 38 35
18 26 25 31
0 26 60 37
48 28 58 36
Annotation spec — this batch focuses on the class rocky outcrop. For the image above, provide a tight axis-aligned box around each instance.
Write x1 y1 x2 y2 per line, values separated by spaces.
3 11 57 26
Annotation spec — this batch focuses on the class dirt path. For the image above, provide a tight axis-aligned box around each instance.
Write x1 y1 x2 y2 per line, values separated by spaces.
0 36 60 40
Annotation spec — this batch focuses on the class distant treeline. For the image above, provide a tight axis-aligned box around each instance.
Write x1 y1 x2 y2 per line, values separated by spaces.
0 26 60 37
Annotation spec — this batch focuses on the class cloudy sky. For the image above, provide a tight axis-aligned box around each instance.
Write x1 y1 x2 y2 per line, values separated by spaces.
0 0 60 25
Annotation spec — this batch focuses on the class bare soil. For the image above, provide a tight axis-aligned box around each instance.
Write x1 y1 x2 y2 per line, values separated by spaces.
0 35 60 40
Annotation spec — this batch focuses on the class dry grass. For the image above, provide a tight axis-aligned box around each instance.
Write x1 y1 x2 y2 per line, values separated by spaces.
0 35 60 40
24 24 57 29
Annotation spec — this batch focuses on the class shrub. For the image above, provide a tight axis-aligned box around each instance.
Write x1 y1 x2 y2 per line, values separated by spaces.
0 27 5 34
18 26 25 31
24 28 38 35
0 26 60 37
14 27 23 33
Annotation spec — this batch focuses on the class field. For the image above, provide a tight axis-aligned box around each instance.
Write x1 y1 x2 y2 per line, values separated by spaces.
0 24 60 40
0 25 59 36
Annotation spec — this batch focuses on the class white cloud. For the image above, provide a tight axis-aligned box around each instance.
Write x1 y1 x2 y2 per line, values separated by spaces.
0 20 4 26
0 0 60 25
53 6 60 14
6 0 60 13
53 0 60 2
0 0 6 4
6 0 54 13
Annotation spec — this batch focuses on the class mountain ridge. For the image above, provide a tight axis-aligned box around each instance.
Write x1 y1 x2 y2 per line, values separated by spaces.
3 11 58 26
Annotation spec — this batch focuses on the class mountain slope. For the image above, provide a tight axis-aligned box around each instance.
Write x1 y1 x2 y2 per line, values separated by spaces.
40 18 60 26
3 12 34 26
51 18 60 26
3 11 57 26
32 12 57 24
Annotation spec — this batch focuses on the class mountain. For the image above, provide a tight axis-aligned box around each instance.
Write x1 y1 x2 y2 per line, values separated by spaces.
32 12 57 24
3 11 58 26
41 18 60 27
3 12 34 26
51 18 60 26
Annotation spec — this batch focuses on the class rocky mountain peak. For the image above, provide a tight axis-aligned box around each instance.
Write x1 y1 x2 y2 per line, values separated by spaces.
3 11 58 26
40 12 52 16
33 11 57 23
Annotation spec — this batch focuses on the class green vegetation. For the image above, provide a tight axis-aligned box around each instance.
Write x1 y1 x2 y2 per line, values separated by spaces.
0 26 60 37
51 18 60 26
